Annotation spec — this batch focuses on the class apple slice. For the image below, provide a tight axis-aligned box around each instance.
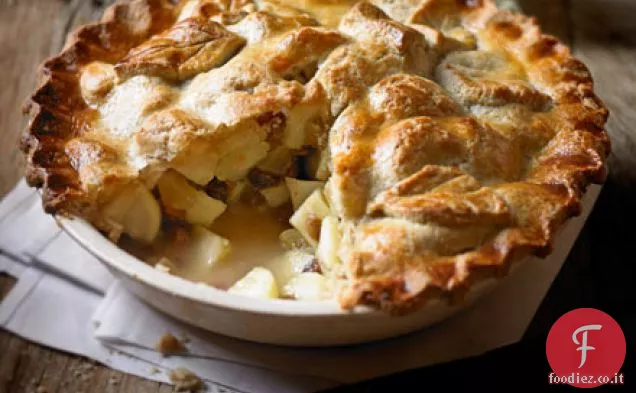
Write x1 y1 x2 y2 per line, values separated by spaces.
157 170 227 227
284 104 324 149
259 182 291 208
180 225 231 266
282 272 330 301
256 146 294 176
101 183 161 243
289 188 330 247
285 178 325 211
215 140 269 181
171 146 219 186
228 267 279 299
316 215 342 272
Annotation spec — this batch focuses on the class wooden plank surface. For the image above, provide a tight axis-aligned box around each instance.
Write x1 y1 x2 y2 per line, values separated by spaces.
1 0 635 392
572 0 636 185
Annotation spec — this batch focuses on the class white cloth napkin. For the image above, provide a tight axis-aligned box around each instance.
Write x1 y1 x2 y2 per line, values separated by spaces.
0 178 601 392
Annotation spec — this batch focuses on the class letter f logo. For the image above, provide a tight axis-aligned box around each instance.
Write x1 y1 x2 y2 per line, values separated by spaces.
572 324 602 368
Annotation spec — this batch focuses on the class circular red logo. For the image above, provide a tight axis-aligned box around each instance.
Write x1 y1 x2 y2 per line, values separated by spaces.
546 308 626 388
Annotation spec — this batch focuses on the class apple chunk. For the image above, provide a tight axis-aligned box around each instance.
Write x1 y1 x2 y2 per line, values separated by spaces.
157 170 227 227
305 148 330 181
259 182 291 207
289 188 330 247
282 272 330 301
285 178 325 210
228 267 279 299
175 225 231 267
256 146 294 176
101 183 161 243
279 228 311 250
215 140 269 181
316 215 342 272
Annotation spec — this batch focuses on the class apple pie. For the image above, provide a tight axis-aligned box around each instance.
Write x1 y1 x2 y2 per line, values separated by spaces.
22 0 610 313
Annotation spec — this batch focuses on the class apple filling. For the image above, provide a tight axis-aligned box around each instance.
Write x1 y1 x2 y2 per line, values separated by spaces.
113 150 344 302
73 14 346 301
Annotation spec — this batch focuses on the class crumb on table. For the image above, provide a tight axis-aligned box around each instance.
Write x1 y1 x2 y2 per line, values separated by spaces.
155 332 186 355
168 367 204 392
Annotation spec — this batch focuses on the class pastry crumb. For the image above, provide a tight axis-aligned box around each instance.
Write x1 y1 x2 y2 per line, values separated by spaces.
169 367 204 392
149 366 161 375
156 332 186 355
69 362 95 382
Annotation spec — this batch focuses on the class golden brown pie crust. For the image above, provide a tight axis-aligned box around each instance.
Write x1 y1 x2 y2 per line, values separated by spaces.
22 0 610 313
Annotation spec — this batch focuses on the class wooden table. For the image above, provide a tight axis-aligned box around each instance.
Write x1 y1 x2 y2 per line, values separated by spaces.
1 0 635 391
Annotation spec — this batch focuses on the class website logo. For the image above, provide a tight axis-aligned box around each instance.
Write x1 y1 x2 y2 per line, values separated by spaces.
573 324 602 368
546 308 626 388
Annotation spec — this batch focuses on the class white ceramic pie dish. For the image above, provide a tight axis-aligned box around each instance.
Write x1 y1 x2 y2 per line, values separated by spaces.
55 225 490 346
57 185 600 347
58 214 501 346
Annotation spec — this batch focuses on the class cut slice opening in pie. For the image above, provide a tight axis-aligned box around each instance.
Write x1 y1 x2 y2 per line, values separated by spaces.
22 0 610 313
